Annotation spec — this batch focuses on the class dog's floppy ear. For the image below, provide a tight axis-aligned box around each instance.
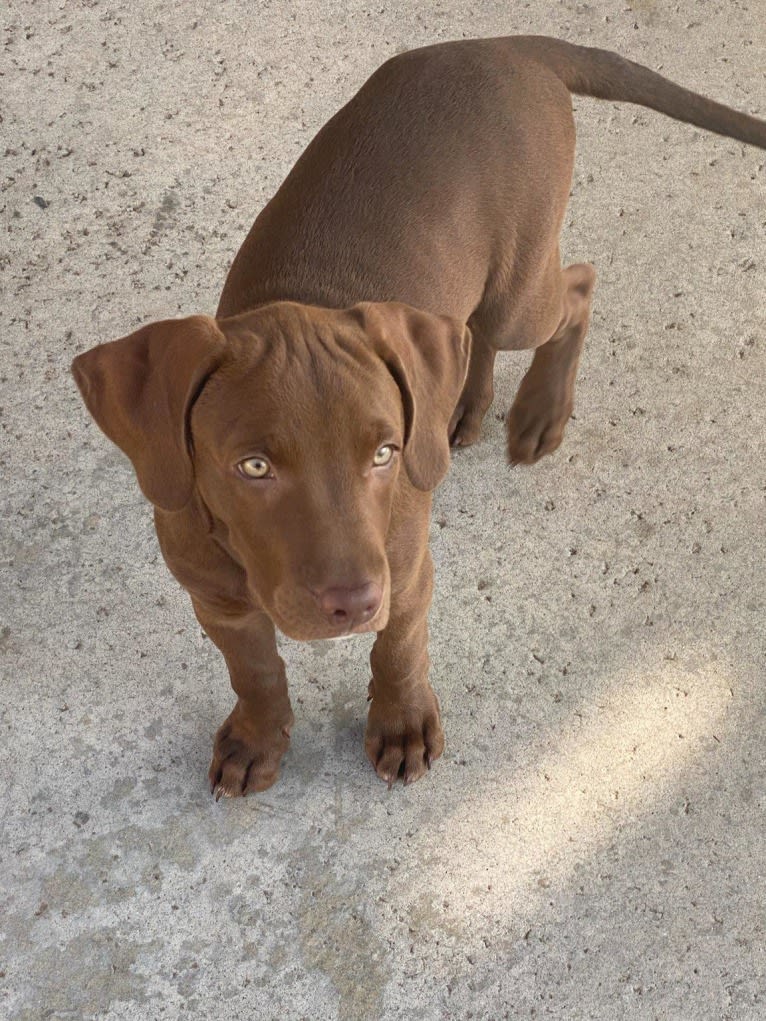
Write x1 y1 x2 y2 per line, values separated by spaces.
353 302 470 491
71 315 226 511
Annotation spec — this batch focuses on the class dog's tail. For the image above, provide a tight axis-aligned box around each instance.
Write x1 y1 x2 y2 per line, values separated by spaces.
517 35 766 150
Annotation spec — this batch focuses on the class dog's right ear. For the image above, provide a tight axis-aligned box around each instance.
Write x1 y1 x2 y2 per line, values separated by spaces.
351 302 470 491
71 315 226 511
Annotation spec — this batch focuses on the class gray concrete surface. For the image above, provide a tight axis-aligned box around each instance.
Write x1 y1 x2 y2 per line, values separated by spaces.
2 1 764 1018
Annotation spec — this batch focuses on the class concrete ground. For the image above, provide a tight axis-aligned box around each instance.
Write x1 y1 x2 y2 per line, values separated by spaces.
2 1 764 1018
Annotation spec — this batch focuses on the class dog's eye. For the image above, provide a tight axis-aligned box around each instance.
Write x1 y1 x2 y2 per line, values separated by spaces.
238 456 271 479
373 444 395 467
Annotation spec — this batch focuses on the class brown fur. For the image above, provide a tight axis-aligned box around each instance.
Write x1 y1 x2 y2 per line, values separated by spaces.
72 37 766 795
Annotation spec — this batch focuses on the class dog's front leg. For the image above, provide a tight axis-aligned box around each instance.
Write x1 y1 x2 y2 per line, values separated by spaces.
193 598 294 799
155 506 294 797
365 494 444 787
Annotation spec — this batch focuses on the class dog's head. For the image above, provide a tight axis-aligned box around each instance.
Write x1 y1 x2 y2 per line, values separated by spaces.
72 301 469 640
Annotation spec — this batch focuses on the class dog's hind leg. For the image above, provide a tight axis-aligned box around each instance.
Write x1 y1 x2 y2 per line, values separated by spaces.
506 262 596 465
449 328 497 447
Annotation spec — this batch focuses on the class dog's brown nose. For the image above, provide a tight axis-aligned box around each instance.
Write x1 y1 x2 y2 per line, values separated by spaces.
315 582 382 627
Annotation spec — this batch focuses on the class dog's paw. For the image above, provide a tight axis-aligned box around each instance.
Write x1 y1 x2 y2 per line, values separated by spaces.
364 681 445 787
208 699 294 799
506 393 571 465
449 402 484 448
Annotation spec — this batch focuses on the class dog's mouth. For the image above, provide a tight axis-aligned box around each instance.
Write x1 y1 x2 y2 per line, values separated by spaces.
324 629 374 643
278 619 383 642
268 588 390 643
302 609 387 642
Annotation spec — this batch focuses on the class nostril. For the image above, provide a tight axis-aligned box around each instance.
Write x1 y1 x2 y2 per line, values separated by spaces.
331 608 348 623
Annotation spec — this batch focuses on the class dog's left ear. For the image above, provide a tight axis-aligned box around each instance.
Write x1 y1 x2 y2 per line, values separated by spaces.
352 301 470 491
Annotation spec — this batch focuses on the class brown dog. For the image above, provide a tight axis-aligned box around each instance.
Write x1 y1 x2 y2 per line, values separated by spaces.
72 37 766 797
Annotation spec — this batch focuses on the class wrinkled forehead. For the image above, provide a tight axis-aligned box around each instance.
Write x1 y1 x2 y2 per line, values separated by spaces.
191 313 403 459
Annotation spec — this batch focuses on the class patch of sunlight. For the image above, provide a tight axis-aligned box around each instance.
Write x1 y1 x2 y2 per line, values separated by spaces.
425 662 733 911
